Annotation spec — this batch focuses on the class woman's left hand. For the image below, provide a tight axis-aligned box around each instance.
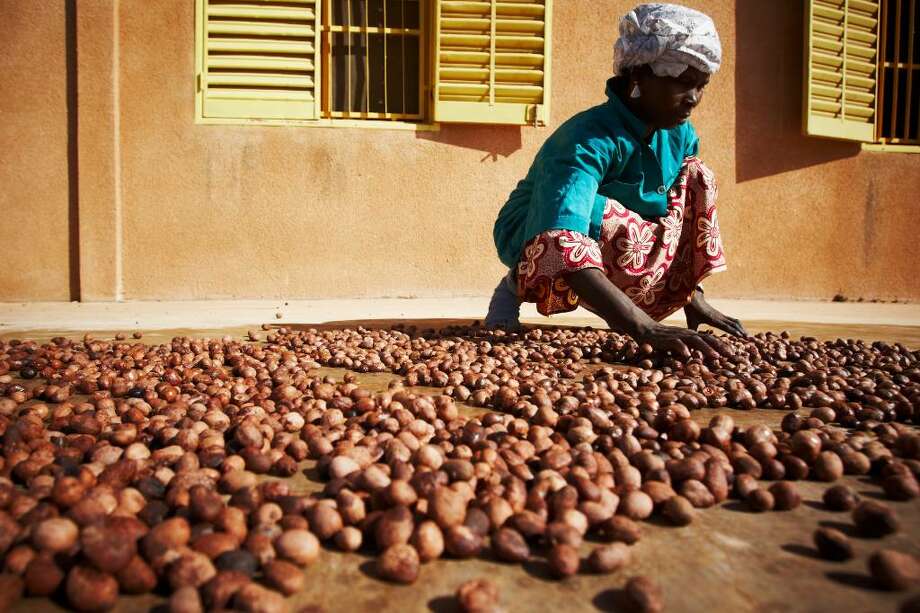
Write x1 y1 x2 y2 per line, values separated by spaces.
684 291 747 337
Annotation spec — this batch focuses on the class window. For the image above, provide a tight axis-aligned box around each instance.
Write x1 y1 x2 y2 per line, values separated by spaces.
195 0 553 127
803 0 919 151
876 0 919 146
323 1 425 120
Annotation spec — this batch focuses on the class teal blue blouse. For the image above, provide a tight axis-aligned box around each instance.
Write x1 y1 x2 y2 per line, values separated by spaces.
493 77 700 268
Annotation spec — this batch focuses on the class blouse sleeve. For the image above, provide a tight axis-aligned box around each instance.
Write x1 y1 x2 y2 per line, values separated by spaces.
529 133 620 238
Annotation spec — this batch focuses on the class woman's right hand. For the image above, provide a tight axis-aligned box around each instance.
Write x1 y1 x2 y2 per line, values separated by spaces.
634 322 733 359
564 269 733 360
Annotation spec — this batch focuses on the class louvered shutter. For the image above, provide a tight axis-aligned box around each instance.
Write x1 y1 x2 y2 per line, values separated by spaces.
198 0 321 120
433 0 552 125
804 0 880 142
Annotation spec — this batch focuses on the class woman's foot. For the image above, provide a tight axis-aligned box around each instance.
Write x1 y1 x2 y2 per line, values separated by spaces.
685 291 747 337
484 273 522 329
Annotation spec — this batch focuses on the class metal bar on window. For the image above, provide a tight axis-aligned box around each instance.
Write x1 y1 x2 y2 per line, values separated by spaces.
364 0 370 113
904 0 916 139
402 0 407 116
417 0 424 119
327 25 420 34
322 0 332 118
347 0 353 116
877 0 887 140
890 0 902 137
329 110 421 119
383 1 388 115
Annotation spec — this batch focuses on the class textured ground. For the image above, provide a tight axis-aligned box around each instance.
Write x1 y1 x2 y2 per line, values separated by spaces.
3 320 919 613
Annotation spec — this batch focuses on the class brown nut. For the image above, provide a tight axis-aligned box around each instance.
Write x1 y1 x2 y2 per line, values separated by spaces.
24 554 65 596
545 522 583 548
678 480 715 509
169 586 203 613
456 578 500 613
334 526 363 552
547 543 580 579
768 482 801 511
4 545 35 576
189 485 224 523
733 474 759 500
66 566 119 612
491 527 530 563
201 570 250 610
115 555 157 594
868 549 920 591
32 517 78 553
823 485 859 511
233 582 287 613
81 518 139 573
600 516 642 544
814 451 844 482
51 476 86 508
746 489 774 512
813 527 853 561
143 517 191 560
410 521 444 563
274 529 320 566
168 551 217 589
790 430 822 463
882 474 920 501
429 488 467 529
853 501 900 537
618 491 653 520
444 525 483 559
263 559 305 595
192 532 239 560
662 495 695 526
587 543 630 574
376 505 414 549
377 543 420 584
625 575 663 613
309 504 344 541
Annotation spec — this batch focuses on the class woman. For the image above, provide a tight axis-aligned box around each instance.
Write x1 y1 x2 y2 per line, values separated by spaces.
485 3 745 359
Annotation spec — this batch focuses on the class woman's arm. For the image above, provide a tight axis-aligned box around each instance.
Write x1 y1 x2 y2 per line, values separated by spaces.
566 268 731 358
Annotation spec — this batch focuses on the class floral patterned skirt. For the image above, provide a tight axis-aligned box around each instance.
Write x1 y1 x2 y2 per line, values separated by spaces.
516 157 727 322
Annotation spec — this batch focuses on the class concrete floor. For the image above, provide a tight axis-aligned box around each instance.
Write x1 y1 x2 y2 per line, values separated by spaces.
2 297 920 332
2 300 919 612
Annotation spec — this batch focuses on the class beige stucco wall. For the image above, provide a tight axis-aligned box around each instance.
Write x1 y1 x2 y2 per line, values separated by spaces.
1 0 918 303
0 2 71 301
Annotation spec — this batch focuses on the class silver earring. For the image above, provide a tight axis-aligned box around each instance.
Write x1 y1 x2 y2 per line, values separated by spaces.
630 83 641 98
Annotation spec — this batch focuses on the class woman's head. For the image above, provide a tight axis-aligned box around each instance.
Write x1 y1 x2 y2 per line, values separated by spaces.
613 3 721 129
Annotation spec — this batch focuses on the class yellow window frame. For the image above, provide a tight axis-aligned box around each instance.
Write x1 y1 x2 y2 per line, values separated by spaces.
803 0 920 152
431 0 553 126
195 0 553 129
196 0 323 121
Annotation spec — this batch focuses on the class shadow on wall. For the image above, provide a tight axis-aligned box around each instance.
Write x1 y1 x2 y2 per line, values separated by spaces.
416 123 523 162
734 0 860 183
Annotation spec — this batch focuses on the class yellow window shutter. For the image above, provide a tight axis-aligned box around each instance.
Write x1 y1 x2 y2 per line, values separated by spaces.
803 0 880 142
197 0 321 120
433 0 553 126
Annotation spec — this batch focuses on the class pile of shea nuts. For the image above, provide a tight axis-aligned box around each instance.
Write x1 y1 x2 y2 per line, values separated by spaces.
0 324 916 612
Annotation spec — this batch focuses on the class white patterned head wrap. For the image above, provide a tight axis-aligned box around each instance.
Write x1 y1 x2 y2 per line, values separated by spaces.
614 3 722 78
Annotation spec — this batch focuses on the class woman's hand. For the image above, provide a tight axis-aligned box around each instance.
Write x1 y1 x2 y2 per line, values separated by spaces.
684 291 747 337
635 321 733 359
565 269 733 359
